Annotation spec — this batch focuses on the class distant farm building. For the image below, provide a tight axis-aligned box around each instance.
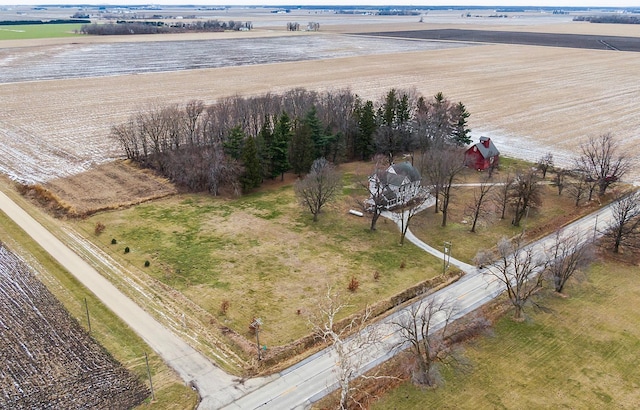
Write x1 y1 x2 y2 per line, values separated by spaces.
465 137 500 171
368 162 422 209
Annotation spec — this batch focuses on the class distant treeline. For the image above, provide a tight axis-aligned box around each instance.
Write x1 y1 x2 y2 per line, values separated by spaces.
80 19 252 35
0 19 90 25
573 15 640 24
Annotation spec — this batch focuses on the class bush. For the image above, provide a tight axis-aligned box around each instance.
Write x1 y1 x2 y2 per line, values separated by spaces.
144 260 150 267
347 276 360 292
373 270 380 281
111 238 117 245
220 300 230 315
94 222 106 235
124 247 130 254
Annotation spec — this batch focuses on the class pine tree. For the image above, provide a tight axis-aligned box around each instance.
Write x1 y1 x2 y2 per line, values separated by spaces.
223 126 245 160
290 121 316 176
355 100 376 160
452 101 472 146
241 135 262 191
271 112 292 180
257 116 273 179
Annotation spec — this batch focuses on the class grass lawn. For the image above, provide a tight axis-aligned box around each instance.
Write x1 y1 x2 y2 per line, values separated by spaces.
0 24 84 40
372 258 640 409
74 167 444 348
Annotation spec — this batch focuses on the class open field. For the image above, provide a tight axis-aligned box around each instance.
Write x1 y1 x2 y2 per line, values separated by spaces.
371 255 640 409
1 19 640 192
0 24 83 40
0 243 149 409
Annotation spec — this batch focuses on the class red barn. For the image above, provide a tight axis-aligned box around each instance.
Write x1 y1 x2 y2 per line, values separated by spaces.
465 136 500 171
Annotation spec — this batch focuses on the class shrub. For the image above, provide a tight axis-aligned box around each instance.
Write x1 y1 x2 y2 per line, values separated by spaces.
144 260 150 267
400 260 406 269
220 300 230 315
94 222 106 235
347 276 359 292
373 270 380 281
111 238 117 245
124 247 130 254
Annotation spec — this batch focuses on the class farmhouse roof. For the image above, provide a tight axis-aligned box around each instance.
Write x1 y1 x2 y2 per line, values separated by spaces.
378 161 421 186
471 136 500 159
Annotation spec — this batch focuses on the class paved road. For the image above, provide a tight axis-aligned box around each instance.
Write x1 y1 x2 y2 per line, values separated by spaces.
0 190 262 409
222 200 617 409
0 185 620 409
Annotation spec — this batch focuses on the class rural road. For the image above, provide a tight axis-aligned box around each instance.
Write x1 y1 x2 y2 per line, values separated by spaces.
0 190 266 409
220 199 618 409
0 185 620 409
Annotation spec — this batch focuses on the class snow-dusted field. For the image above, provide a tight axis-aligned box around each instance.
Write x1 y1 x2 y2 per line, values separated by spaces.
0 16 639 186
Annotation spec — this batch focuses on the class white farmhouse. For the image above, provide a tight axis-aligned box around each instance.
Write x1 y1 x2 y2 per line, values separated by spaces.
368 161 422 210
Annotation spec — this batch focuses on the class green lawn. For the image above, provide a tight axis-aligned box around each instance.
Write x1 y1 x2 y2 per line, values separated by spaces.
0 24 84 40
372 260 640 409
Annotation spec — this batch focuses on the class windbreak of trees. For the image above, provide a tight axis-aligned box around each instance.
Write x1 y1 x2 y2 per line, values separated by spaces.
111 87 471 195
81 19 252 35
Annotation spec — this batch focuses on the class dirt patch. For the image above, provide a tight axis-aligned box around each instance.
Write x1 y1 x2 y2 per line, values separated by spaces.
21 160 177 217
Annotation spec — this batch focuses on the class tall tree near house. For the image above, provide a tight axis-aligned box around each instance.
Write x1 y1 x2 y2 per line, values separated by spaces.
240 135 262 191
467 177 495 233
357 155 391 231
393 297 457 386
481 234 548 320
576 133 630 196
536 152 554 179
289 120 316 176
271 112 292 180
546 229 594 294
397 189 430 246
419 148 444 214
509 170 543 227
295 158 342 222
605 191 640 254
354 99 376 160
438 149 466 227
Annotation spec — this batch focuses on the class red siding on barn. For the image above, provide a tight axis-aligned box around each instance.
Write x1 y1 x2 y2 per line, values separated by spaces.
464 138 499 171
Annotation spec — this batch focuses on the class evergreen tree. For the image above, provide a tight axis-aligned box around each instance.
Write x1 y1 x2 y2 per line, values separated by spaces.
304 106 324 158
452 101 472 146
290 120 316 175
241 135 262 191
257 116 273 179
355 100 376 160
223 126 245 160
271 112 292 180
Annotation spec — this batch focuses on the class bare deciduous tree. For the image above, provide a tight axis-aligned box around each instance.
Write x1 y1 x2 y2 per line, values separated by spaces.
466 177 495 233
568 178 589 207
357 155 391 231
554 168 566 196
483 234 548 320
295 158 342 222
546 230 594 293
605 191 640 253
308 287 385 410
396 189 430 246
438 149 466 227
393 297 457 386
576 133 630 197
492 171 514 220
536 152 554 179
509 170 543 227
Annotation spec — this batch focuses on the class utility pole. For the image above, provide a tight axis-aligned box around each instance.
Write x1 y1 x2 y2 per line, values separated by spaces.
251 318 263 360
443 241 452 274
84 298 91 333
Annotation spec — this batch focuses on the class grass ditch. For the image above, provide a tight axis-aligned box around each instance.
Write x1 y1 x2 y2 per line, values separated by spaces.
370 253 640 409
0 202 198 409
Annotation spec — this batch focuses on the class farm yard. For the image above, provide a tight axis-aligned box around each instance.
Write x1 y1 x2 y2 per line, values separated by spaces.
0 243 149 409
1 7 640 408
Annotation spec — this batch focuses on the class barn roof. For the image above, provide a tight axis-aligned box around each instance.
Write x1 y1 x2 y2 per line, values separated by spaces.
470 136 500 159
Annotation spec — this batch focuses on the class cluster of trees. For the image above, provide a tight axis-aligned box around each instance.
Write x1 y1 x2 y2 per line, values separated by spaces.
112 88 471 196
573 15 640 24
81 19 252 35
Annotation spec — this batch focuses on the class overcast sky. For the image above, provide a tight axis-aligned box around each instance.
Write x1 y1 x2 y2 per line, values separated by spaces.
0 1 637 7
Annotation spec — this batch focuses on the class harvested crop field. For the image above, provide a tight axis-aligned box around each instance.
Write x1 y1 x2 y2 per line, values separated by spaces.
1 20 640 204
0 243 149 409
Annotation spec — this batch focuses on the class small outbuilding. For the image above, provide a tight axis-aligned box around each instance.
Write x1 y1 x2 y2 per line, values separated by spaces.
465 136 500 171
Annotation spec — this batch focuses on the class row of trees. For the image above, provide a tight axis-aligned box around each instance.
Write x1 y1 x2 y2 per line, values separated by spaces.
112 88 471 195
81 19 253 35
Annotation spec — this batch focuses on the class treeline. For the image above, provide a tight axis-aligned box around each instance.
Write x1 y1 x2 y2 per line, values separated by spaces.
81 19 252 35
0 19 90 25
111 88 471 195
573 15 640 24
